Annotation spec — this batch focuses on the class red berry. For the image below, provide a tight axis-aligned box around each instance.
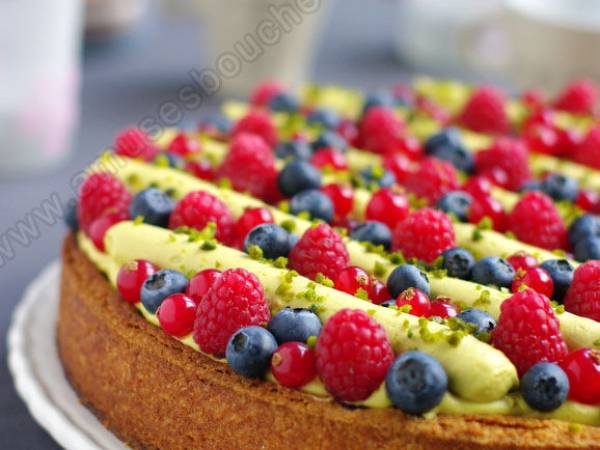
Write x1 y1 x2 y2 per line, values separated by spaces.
564 261 600 322
396 136 423 161
232 110 278 148
508 191 567 250
321 184 354 220
357 106 405 155
383 153 412 184
186 269 222 304
521 89 544 110
334 266 373 297
168 132 200 157
392 208 456 263
370 281 391 305
288 224 350 281
512 267 554 298
218 133 279 203
507 252 539 272
492 289 567 377
475 138 531 191
114 127 159 161
575 190 600 212
193 268 270 356
234 207 274 249
250 81 285 107
462 176 493 200
88 213 126 251
523 123 560 156
185 160 215 181
429 298 458 319
117 259 157 304
169 190 234 244
315 309 394 401
560 348 600 405
404 158 460 205
78 172 131 232
396 288 431 317
555 127 582 157
310 147 348 171
573 125 600 170
157 294 197 338
468 195 507 232
458 86 509 134
335 119 359 147
271 342 317 388
554 79 598 115
416 96 451 124
365 188 409 230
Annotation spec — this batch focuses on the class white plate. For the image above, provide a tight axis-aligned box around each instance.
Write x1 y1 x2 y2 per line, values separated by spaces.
7 261 127 450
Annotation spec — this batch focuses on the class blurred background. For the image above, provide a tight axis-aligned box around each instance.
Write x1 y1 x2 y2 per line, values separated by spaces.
2 0 600 447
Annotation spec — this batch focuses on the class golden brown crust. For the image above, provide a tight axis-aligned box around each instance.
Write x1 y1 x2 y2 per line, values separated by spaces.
57 234 600 449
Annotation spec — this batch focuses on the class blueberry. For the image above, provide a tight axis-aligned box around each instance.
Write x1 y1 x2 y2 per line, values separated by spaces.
312 130 347 152
350 221 392 250
289 189 333 222
471 256 515 289
277 161 322 197
574 235 600 262
226 326 278 378
140 269 188 313
435 191 473 222
275 140 313 160
268 92 300 112
361 91 394 115
288 233 299 248
520 180 542 193
520 363 569 412
423 128 462 155
380 299 397 308
456 308 496 334
154 152 185 169
385 351 447 415
244 223 292 259
541 173 579 202
441 247 475 280
199 114 232 134
568 214 600 247
64 200 79 232
428 144 474 174
129 188 175 228
540 259 574 303
268 307 322 344
359 166 396 188
306 108 340 129
387 264 431 298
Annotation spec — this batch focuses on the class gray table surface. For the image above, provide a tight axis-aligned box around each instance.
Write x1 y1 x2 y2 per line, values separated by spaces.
0 1 461 447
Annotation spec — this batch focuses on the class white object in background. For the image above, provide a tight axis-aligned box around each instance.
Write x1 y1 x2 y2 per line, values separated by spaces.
0 0 83 176
85 0 146 38
8 261 127 450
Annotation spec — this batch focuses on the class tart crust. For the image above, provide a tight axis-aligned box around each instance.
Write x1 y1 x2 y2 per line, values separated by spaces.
58 235 600 449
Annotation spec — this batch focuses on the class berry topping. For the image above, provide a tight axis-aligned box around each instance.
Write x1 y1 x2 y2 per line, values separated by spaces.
140 269 188 314
573 125 600 170
429 299 458 319
436 191 472 222
277 160 322 197
568 214 600 248
288 224 350 280
244 223 293 260
370 281 391 305
392 208 456 263
117 259 158 304
312 130 347 152
385 351 448 415
387 264 431 299
232 110 278 148
507 252 539 272
492 289 568 377
404 158 460 205
226 326 278 378
361 91 394 115
456 309 496 335
289 189 334 223
574 235 600 262
357 106 405 155
540 173 579 202
508 191 567 251
157 293 197 337
320 183 354 220
396 288 431 317
186 269 221 304
114 127 159 161
275 140 312 160
471 256 515 289
540 259 574 303
78 172 131 233
559 348 600 405
306 108 341 129
167 132 200 157
441 247 475 280
334 266 373 297
365 188 409 230
250 81 285 107
512 267 554 298
468 195 507 232
553 79 598 115
194 268 271 356
383 153 412 184
269 92 300 113
475 138 531 191
168 190 234 243
520 363 569 412
271 342 317 388
350 221 392 251
575 190 600 213
315 309 394 401
234 207 274 249
129 188 175 228
89 213 126 251
424 131 474 173
268 307 322 344
564 261 600 321
310 147 348 171
185 160 215 181
462 176 493 200
458 86 509 134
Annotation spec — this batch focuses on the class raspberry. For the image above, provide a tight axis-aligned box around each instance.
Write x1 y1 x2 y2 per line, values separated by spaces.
383 153 412 184
310 147 348 171
475 138 532 191
168 190 234 244
553 79 598 115
185 160 215 181
78 172 131 232
572 125 600 170
462 176 493 200
357 106 405 155
114 127 159 161
193 268 271 356
564 261 600 321
392 208 455 263
508 191 567 250
458 86 509 134
365 188 409 230
575 189 600 212
232 110 278 148
315 309 394 401
167 132 201 157
250 81 285 107
288 223 350 281
404 158 459 205
492 289 568 377
218 133 279 203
